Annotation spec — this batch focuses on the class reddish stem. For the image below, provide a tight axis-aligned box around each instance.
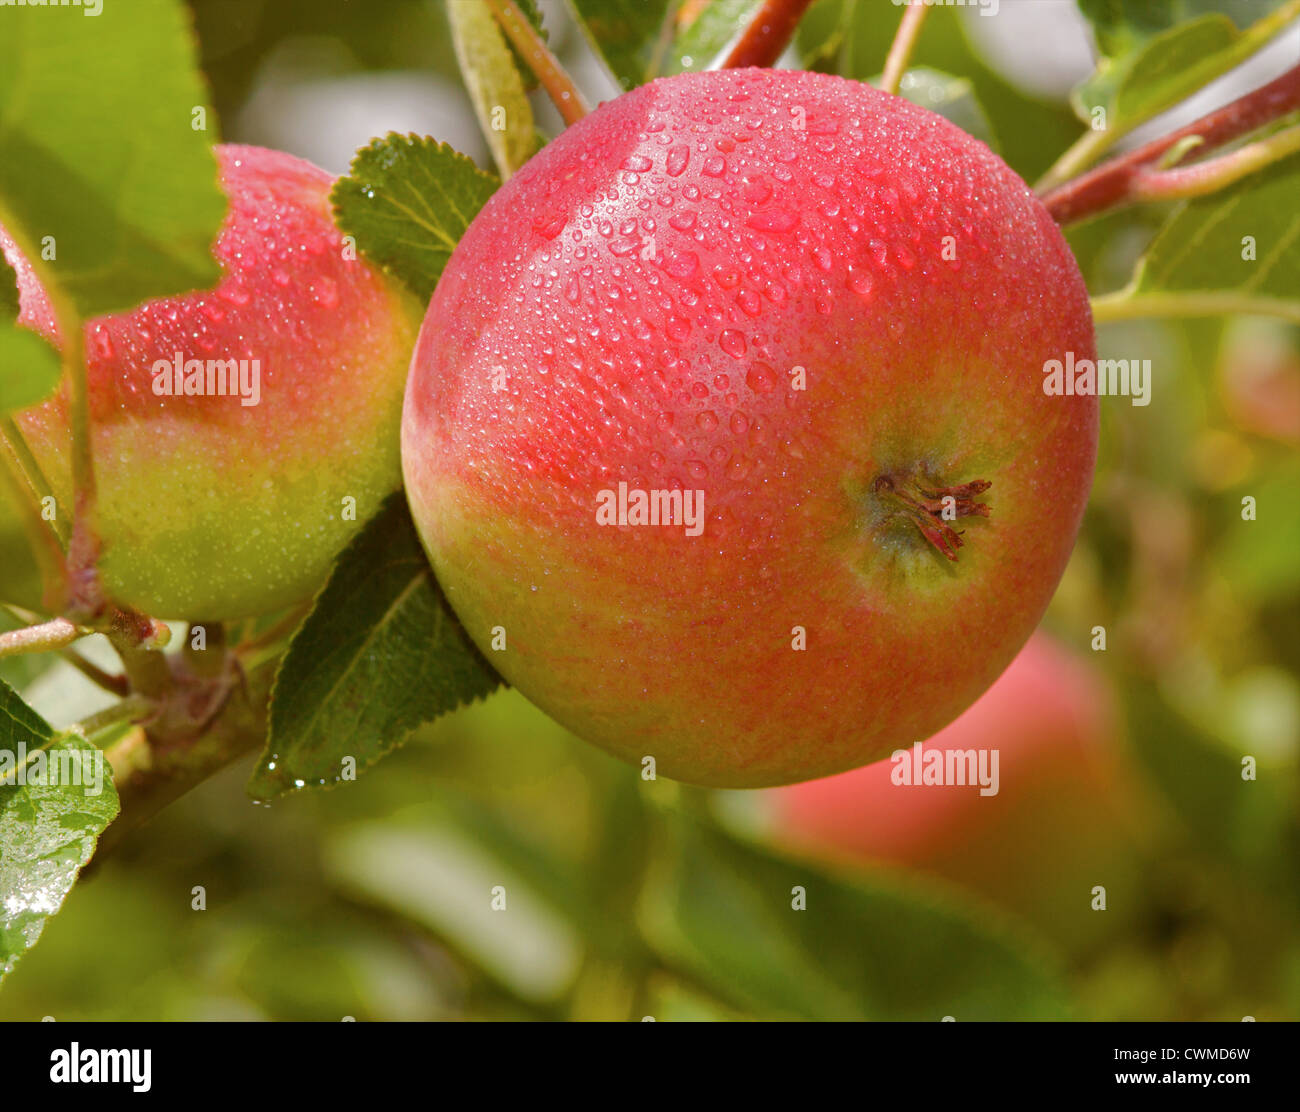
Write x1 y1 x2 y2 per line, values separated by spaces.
1042 61 1300 225
880 2 930 96
486 0 589 125
722 0 817 69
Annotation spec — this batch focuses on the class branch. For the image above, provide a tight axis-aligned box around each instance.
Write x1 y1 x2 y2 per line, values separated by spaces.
721 0 816 70
1042 61 1300 225
880 2 930 96
94 654 278 860
1036 0 1300 192
486 0 589 126
0 431 66 608
1130 124 1300 203
108 622 175 698
0 616 84 658
56 321 108 619
75 694 155 738
58 647 129 696
1091 288 1300 325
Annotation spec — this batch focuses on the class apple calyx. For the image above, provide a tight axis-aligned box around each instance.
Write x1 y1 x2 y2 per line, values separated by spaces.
872 473 992 561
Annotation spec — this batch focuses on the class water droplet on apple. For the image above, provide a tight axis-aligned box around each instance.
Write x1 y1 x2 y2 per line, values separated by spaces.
719 329 747 357
665 251 698 279
847 268 874 298
746 362 775 394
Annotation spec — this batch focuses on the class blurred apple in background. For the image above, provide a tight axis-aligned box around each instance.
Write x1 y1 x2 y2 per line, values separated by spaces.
1218 319 1300 447
767 632 1151 954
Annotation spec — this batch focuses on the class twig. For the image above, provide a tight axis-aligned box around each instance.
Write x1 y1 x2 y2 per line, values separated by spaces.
0 616 84 658
1042 61 1300 225
1091 289 1300 324
108 624 175 699
485 0 589 126
721 0 817 70
56 321 107 618
94 654 279 860
1036 0 1300 192
58 647 129 696
1 417 67 545
75 694 155 738
0 436 66 607
880 2 929 96
645 0 683 81
1130 124 1300 203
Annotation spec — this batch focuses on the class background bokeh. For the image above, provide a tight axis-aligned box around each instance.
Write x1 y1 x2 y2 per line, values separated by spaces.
1 0 1297 1020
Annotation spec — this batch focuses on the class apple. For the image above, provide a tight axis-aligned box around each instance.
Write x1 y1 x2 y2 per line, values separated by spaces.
402 68 1097 787
1219 320 1300 446
767 633 1145 949
1 144 421 619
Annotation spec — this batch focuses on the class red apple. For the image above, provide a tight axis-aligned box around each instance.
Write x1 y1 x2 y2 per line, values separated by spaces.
402 68 1097 787
1219 322 1300 446
1 144 421 619
769 633 1144 948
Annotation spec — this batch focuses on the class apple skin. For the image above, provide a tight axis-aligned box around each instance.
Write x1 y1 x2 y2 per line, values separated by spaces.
767 634 1143 948
402 68 1097 787
1 144 422 619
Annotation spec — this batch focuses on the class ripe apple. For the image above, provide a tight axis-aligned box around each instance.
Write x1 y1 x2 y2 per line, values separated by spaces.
1219 321 1300 446
767 633 1145 949
1 144 421 619
402 68 1097 787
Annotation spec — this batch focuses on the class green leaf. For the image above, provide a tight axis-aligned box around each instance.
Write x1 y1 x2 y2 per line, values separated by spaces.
0 0 225 319
564 0 671 90
1123 679 1298 901
0 252 17 320
1072 2 1300 137
0 679 119 984
661 0 765 75
1 195 60 415
1214 462 1300 603
324 813 583 1005
249 494 503 802
331 134 500 304
446 0 538 178
1075 14 1236 124
1075 0 1292 57
0 325 60 415
641 817 1072 1020
1104 153 1300 320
